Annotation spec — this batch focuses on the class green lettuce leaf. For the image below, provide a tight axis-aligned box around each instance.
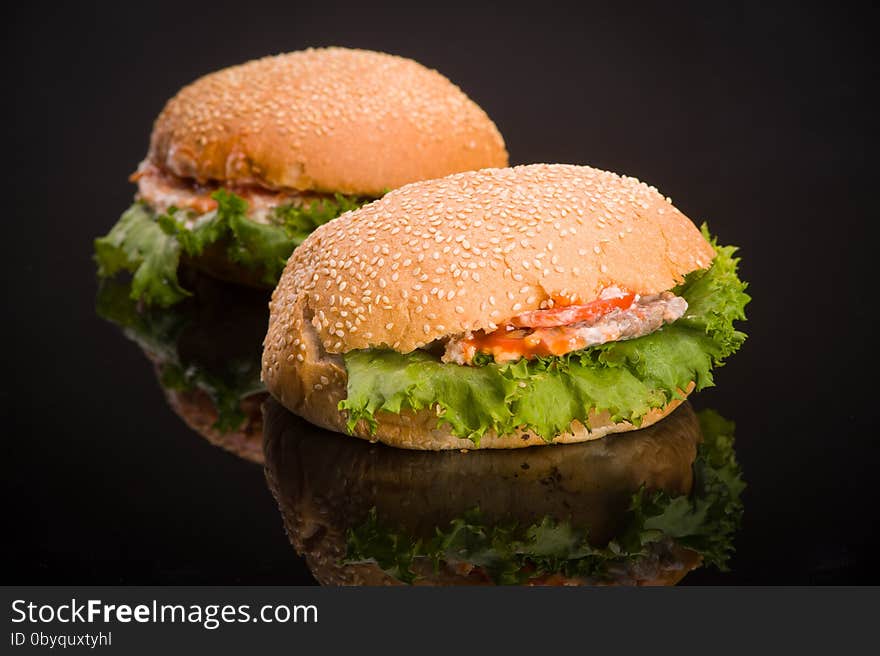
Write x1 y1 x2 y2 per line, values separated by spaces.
273 192 367 244
94 204 191 307
344 408 745 584
94 190 372 307
341 229 750 443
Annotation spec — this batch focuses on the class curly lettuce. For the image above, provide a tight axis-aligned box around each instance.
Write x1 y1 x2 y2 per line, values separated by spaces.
344 408 745 584
340 228 749 443
94 189 371 307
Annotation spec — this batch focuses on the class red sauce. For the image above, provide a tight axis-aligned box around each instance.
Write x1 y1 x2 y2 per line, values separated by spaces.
461 291 635 361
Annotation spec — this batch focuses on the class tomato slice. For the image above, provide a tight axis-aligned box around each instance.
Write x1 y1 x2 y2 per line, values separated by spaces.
458 291 637 362
510 292 635 328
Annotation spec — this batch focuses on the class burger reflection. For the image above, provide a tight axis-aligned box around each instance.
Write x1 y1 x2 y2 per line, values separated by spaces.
96 270 269 463
263 400 744 586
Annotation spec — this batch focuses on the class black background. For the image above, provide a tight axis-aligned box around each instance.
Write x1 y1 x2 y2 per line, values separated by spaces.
5 1 877 584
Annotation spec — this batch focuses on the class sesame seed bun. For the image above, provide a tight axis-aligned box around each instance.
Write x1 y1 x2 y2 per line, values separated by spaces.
147 47 508 195
262 164 711 449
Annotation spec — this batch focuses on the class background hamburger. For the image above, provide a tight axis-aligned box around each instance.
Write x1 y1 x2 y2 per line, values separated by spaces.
263 399 744 585
263 164 750 449
94 47 508 306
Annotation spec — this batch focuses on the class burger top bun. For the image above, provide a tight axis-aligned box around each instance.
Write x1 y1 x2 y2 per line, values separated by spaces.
147 47 508 196
264 163 715 361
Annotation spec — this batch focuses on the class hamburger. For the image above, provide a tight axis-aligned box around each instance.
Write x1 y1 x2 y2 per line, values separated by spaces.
262 399 745 585
94 47 508 306
262 164 749 449
97 270 269 463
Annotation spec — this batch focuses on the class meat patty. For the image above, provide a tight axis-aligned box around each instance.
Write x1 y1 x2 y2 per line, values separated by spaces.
443 291 688 364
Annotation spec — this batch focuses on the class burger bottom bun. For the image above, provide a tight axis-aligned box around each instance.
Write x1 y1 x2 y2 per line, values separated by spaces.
264 298 695 450
303 382 691 451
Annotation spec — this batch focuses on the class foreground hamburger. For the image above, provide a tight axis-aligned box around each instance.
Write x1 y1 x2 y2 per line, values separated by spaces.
263 164 750 449
263 399 744 585
97 271 269 463
95 47 508 306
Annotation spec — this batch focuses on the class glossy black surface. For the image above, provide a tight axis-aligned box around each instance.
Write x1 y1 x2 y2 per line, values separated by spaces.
263 399 742 585
7 1 876 584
